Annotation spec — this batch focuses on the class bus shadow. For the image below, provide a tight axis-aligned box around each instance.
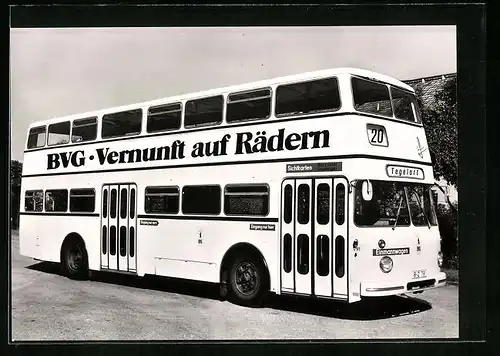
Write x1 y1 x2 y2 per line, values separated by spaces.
264 294 432 321
26 261 223 301
27 261 432 320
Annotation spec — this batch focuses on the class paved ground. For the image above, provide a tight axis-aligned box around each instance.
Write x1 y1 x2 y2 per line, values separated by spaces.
11 231 459 341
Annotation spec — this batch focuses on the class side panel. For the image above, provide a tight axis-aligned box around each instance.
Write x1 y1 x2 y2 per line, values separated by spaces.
117 185 129 272
280 179 295 292
100 186 109 269
128 185 137 272
313 178 333 297
332 178 348 299
294 179 313 295
108 185 119 270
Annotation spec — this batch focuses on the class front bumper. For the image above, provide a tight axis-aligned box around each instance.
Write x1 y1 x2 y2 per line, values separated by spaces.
360 271 447 297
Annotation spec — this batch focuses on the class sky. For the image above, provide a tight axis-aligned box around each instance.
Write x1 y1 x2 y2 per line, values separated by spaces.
9 26 456 162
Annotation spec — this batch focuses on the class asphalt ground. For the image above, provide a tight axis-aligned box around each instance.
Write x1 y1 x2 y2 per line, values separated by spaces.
11 231 459 340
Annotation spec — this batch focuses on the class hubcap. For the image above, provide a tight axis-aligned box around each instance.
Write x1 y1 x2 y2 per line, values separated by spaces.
235 261 258 296
68 246 82 272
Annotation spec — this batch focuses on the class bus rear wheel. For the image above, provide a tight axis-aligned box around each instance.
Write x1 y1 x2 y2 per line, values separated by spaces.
228 254 266 307
61 237 88 280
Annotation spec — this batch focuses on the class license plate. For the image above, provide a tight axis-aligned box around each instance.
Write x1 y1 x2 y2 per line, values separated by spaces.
412 269 426 279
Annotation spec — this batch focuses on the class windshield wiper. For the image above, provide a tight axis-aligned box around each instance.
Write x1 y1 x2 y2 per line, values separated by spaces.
411 189 431 229
392 195 404 230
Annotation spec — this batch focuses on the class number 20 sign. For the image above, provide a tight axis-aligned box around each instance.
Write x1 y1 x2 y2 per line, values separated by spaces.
366 124 389 147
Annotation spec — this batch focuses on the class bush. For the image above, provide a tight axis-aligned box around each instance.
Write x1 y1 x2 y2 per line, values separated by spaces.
436 203 458 269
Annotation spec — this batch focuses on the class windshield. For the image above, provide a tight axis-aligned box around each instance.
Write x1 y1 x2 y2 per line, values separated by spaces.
406 183 438 226
354 180 438 227
351 76 421 124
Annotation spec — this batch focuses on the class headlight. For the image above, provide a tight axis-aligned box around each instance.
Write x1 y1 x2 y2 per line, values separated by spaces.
437 252 444 267
379 256 393 273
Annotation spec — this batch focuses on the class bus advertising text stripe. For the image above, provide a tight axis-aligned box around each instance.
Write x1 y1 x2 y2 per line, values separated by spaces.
22 154 433 178
23 112 423 154
137 214 279 223
20 212 99 217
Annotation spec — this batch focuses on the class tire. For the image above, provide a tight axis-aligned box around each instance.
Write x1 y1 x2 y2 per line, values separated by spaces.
228 253 267 307
61 237 89 280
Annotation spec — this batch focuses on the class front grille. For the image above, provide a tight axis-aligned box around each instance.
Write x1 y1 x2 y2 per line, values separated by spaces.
407 279 436 290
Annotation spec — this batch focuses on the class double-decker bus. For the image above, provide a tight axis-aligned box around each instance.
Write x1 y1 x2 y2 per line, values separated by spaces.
19 67 446 306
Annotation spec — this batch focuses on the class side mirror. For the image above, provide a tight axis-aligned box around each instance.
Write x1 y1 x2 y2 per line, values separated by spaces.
361 180 373 201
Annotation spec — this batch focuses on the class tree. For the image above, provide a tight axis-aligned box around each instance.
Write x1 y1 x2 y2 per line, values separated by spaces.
416 76 458 189
11 160 23 229
11 159 23 182
415 77 458 267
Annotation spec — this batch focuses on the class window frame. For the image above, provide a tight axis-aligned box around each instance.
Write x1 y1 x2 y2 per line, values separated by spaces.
223 183 270 217
71 117 98 143
69 188 96 213
275 76 342 118
47 121 71 147
24 190 44 212
316 183 330 225
27 125 47 149
226 87 272 124
335 183 346 226
351 75 422 125
351 75 393 118
44 189 69 212
144 186 180 215
181 184 222 215
297 183 311 225
353 180 412 228
146 102 183 133
390 86 422 124
101 108 143 139
184 95 224 129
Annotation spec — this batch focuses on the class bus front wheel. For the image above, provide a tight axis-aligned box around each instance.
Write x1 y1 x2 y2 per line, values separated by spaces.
228 254 267 307
61 237 89 280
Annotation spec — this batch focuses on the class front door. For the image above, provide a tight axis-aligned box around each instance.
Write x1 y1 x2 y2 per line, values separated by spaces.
280 177 348 300
100 183 137 273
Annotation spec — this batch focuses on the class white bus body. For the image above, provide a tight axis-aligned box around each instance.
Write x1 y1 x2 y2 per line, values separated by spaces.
19 67 446 305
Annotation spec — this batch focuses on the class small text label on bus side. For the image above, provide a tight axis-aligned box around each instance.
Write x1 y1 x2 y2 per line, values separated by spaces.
46 128 331 170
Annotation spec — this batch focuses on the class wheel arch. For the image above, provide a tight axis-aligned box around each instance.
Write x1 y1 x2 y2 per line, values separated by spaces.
219 242 270 290
59 232 87 263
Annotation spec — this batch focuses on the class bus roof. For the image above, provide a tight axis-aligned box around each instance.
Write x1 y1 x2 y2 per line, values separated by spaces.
26 67 414 129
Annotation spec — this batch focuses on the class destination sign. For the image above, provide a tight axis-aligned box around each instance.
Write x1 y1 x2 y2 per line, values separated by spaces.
386 165 424 180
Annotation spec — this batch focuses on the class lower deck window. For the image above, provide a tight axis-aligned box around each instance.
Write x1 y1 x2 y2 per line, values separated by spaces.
182 185 221 214
224 184 269 216
45 190 68 212
145 186 179 214
24 190 43 211
69 189 95 212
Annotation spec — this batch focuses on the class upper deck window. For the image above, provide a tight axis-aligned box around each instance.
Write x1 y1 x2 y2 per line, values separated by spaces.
226 88 271 123
102 109 142 139
184 95 223 128
147 103 182 133
352 77 393 117
27 126 46 149
391 87 421 123
72 117 97 143
47 121 71 146
275 77 341 117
